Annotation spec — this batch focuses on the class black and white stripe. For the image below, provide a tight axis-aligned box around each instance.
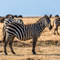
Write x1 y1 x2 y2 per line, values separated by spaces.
4 17 24 26
53 18 60 35
3 15 52 55
3 17 24 36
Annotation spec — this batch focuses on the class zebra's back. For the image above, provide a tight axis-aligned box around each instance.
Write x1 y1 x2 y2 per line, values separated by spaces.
6 23 33 41
54 19 60 26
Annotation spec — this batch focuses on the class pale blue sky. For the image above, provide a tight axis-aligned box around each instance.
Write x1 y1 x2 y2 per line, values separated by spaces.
0 0 60 16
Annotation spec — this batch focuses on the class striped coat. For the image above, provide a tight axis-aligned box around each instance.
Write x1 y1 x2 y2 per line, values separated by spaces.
3 17 24 36
53 18 60 35
3 16 52 55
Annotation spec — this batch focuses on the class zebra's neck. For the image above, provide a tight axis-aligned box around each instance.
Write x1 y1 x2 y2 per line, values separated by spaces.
36 22 45 33
34 18 46 36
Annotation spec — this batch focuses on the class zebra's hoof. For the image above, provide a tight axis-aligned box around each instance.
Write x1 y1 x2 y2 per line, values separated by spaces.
5 53 8 55
32 50 36 54
33 52 36 54
13 52 16 54
54 33 56 35
57 33 59 35
12 52 16 54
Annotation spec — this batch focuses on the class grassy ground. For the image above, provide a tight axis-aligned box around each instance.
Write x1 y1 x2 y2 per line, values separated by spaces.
0 17 60 60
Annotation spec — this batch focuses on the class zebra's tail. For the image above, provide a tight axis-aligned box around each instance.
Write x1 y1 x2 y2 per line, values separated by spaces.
52 20 55 28
2 26 6 43
53 20 54 27
2 26 5 36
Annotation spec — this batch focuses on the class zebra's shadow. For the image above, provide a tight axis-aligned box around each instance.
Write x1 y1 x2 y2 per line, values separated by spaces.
13 53 60 56
52 33 60 36
0 53 60 56
36 54 60 56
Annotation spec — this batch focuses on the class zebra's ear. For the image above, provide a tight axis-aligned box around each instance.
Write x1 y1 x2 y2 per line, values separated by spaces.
49 14 52 18
6 15 9 18
44 15 48 18
11 15 14 19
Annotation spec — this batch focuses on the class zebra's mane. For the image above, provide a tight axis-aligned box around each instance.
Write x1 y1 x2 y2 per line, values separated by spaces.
7 17 45 27
36 17 45 23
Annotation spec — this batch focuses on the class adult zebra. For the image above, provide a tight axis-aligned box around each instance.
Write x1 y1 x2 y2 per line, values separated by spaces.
53 15 60 35
3 17 24 36
3 15 52 55
4 17 24 27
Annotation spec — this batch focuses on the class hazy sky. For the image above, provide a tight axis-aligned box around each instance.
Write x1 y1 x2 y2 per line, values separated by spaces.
0 0 60 16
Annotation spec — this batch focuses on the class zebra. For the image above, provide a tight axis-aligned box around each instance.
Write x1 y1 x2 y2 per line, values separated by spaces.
3 17 24 36
53 18 60 35
53 15 60 35
3 15 52 55
4 17 24 26
15 19 24 24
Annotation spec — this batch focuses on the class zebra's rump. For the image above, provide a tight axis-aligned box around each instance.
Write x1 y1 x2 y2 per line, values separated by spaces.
54 20 60 26
5 22 32 41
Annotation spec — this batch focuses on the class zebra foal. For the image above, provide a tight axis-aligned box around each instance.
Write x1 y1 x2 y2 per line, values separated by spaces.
3 15 52 55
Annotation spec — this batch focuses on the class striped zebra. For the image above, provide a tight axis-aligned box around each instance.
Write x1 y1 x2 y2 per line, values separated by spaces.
3 17 24 36
3 15 52 55
53 15 60 35
4 17 24 26
53 18 60 35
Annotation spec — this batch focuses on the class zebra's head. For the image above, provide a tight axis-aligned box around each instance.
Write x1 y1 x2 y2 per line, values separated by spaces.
16 19 24 24
44 15 52 30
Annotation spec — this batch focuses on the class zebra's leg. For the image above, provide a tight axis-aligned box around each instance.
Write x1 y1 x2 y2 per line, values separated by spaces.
4 36 10 55
4 43 8 55
9 37 15 54
32 36 37 54
54 29 56 35
57 27 59 35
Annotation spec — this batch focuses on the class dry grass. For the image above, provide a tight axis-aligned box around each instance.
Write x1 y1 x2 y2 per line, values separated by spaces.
0 17 60 60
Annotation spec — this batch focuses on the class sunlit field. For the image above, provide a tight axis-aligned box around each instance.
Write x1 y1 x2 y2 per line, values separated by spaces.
0 17 60 60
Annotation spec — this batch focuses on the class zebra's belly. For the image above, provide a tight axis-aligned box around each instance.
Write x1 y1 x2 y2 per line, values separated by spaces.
16 32 32 41
17 32 41 41
17 35 32 41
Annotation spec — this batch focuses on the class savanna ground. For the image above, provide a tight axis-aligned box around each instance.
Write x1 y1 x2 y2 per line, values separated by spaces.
0 17 60 60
